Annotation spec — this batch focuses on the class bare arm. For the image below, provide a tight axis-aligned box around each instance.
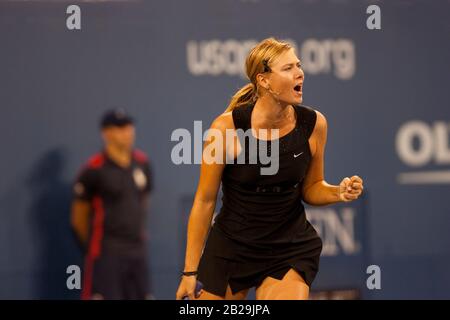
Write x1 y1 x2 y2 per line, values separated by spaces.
176 113 233 299
302 110 364 206
183 114 231 272
302 111 341 206
71 199 91 247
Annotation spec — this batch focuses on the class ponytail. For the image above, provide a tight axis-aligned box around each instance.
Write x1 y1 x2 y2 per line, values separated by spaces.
225 83 256 112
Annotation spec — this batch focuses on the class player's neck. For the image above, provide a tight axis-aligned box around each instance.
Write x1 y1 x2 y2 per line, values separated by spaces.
105 144 132 168
253 97 293 129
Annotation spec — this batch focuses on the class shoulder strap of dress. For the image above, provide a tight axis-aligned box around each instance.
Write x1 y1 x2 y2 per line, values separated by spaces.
296 105 317 139
231 104 253 131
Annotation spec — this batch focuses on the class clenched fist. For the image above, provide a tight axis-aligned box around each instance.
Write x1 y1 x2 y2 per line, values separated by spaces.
339 175 364 202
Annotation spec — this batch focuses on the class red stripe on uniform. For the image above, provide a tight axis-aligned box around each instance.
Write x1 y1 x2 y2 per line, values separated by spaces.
87 153 105 169
133 149 148 164
81 196 105 300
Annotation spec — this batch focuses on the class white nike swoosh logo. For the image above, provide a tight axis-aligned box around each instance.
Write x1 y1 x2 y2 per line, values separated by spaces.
294 152 304 158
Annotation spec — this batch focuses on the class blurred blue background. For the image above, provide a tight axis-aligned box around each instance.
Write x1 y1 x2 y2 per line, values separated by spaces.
0 0 449 299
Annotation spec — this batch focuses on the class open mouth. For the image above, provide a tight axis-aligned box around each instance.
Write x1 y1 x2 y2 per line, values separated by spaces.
294 84 302 93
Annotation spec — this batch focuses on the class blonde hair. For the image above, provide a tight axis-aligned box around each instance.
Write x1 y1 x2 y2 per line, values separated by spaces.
225 38 293 112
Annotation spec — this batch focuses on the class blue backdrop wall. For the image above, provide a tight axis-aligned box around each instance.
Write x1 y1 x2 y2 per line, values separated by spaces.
0 0 449 299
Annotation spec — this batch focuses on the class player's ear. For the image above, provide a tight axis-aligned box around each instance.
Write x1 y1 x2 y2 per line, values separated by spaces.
256 73 270 91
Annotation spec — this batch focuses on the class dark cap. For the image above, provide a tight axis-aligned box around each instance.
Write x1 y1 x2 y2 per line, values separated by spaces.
100 108 134 128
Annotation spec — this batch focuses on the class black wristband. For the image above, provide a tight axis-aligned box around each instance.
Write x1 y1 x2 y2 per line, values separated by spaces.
181 271 198 277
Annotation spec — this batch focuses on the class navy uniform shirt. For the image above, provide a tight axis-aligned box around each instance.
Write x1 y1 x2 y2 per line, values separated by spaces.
73 149 152 257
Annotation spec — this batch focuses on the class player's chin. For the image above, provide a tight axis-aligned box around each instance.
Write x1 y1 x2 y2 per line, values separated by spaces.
280 95 301 106
290 96 302 105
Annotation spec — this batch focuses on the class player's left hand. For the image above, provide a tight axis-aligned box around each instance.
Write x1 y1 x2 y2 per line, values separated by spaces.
339 175 364 202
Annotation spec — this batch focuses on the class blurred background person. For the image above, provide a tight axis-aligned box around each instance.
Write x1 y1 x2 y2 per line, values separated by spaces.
71 109 153 300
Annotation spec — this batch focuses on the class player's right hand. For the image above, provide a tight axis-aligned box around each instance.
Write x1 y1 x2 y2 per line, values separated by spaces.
176 275 199 300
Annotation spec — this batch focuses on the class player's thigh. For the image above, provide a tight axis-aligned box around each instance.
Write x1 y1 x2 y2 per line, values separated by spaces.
196 285 249 300
255 268 309 300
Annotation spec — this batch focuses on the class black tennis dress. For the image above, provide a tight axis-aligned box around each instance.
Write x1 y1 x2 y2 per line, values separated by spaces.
197 103 323 297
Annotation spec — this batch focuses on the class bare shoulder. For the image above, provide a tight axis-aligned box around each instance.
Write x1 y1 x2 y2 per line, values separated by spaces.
210 111 235 131
312 109 327 137
308 109 327 157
